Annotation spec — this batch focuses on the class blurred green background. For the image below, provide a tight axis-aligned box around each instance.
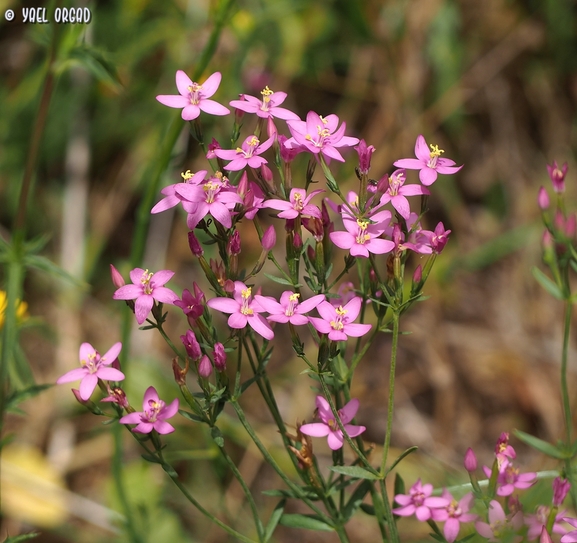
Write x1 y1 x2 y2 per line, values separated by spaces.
1 0 577 541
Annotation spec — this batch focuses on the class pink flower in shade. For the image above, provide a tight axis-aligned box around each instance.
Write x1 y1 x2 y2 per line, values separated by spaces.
393 134 463 186
156 70 230 121
419 222 451 254
308 297 372 341
561 518 577 542
475 500 523 542
481 461 536 497
299 396 365 451
286 111 359 162
174 283 205 320
254 291 325 325
330 282 357 307
151 170 207 214
525 506 568 541
547 161 568 193
57 342 124 401
393 479 449 522
263 188 324 219
113 268 179 325
330 211 395 258
229 86 300 121
431 491 477 543
207 281 274 340
379 169 430 220
214 135 274 171
495 432 516 466
119 386 179 435
175 176 242 229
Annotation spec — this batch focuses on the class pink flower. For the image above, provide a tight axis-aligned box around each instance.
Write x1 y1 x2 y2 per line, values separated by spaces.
151 170 207 214
57 342 124 401
431 491 477 542
330 211 394 258
119 386 179 434
229 86 299 121
308 297 372 341
299 396 365 450
464 447 478 472
561 517 577 543
207 281 274 340
525 506 567 541
554 477 571 506
113 268 179 324
393 479 449 522
420 222 451 254
156 70 230 121
214 135 274 171
286 111 359 162
263 188 324 219
254 291 325 325
482 461 536 496
355 139 376 175
174 284 205 320
547 161 568 193
394 134 462 186
379 169 429 220
495 432 516 466
476 500 523 542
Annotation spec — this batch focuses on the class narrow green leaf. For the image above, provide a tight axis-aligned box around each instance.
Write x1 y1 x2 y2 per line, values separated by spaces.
262 488 318 500
264 499 285 542
6 384 52 411
63 44 122 90
24 254 86 288
532 267 563 300
141 453 161 464
329 465 380 480
359 503 375 516
279 514 334 532
386 446 419 475
514 429 567 459
263 273 301 287
343 479 373 521
178 410 205 423
4 533 40 543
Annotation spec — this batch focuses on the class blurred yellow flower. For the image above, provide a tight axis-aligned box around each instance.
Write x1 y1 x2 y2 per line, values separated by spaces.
0 290 29 329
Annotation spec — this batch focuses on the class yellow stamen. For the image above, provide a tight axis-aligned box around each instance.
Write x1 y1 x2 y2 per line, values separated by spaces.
241 288 252 299
289 293 300 302
335 306 347 316
181 170 193 180
429 144 444 158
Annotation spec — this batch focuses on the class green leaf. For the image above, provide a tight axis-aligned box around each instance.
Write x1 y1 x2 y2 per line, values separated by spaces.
263 273 301 287
342 479 373 521
3 534 40 543
262 488 318 500
6 384 52 412
178 410 205 423
329 465 380 480
386 446 418 475
61 44 122 91
264 500 285 542
393 473 405 506
211 426 224 448
141 453 162 464
279 514 334 532
359 503 375 516
532 267 564 300
24 254 86 288
514 429 568 459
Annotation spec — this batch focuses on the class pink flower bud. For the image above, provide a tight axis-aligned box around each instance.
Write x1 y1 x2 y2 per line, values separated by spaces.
102 386 129 408
267 117 278 139
188 231 204 257
566 213 576 238
227 231 241 256
307 245 316 261
260 164 274 188
553 476 571 506
224 279 235 293
538 187 550 210
72 388 89 405
464 447 477 472
392 223 402 248
181 329 201 360
262 225 276 251
237 171 249 199
198 354 213 378
412 264 422 284
547 161 568 193
302 217 323 241
213 343 226 371
206 138 222 160
540 526 553 543
110 264 125 288
542 229 554 250
278 134 298 163
293 232 303 249
354 139 376 175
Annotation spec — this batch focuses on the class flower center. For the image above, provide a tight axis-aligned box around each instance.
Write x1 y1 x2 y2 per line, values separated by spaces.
203 180 220 203
330 306 348 331
140 269 154 294
286 293 300 316
181 169 194 181
260 86 273 109
355 219 371 245
447 499 461 518
388 171 405 196
427 144 444 168
187 82 202 105
292 192 304 211
237 136 260 159
144 399 165 422
240 287 254 315
82 351 101 373
411 491 425 507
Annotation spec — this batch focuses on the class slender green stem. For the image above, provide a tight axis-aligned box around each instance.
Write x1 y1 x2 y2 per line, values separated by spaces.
380 479 399 543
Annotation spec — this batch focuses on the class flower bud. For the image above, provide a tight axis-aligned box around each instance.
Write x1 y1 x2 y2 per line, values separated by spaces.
198 354 213 378
538 187 550 210
547 161 568 194
262 225 276 251
464 447 477 472
540 526 553 543
237 171 249 199
206 138 222 160
224 279 235 293
553 476 571 506
110 264 125 288
278 134 298 163
566 213 576 238
293 232 303 249
307 245 316 262
213 343 226 371
354 139 376 175
188 231 204 257
181 329 201 360
302 217 323 241
412 265 422 284
227 231 242 256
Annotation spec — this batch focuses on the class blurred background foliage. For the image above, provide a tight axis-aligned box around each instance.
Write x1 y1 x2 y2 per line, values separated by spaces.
1 0 577 541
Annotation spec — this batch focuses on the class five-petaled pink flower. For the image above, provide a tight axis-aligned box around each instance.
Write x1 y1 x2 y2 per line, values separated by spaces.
379 169 429 220
394 134 462 186
483 461 536 496
286 111 359 162
431 491 477 543
308 297 372 341
299 396 365 450
254 291 325 325
393 479 449 522
229 86 299 121
215 135 274 171
119 386 179 434
57 342 124 401
263 188 324 219
475 500 523 542
207 281 274 340
156 71 230 121
113 268 179 324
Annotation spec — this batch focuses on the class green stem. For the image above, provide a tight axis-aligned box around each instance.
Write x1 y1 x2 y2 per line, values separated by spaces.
379 479 399 543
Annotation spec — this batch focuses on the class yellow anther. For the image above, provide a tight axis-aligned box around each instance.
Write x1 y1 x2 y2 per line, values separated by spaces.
214 171 224 180
241 287 252 299
203 181 218 191
181 170 193 180
357 219 369 230
330 320 344 330
305 135 312 141
261 86 273 96
429 144 444 158
140 269 153 284
335 306 348 316
317 126 330 138
248 136 259 146
289 293 300 302
320 115 328 125
236 147 243 153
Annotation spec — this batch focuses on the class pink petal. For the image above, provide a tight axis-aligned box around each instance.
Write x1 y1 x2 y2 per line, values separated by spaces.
208 202 233 228
299 422 330 437
154 421 176 434
175 70 193 95
308 316 332 334
330 231 354 250
133 422 154 434
419 168 438 186
296 294 326 313
150 270 174 287
199 99 230 116
181 104 201 121
96 367 125 382
315 396 332 421
327 431 344 450
415 505 432 521
342 296 362 319
321 146 345 162
339 399 359 423
414 135 430 161
57 367 88 384
200 72 222 98
162 398 180 419
79 342 96 361
444 518 460 543
475 522 494 539
156 95 189 108
248 314 274 340
343 323 372 337
143 386 159 405
316 301 337 321
119 412 142 424
134 295 154 324
393 158 423 170
228 312 248 329
344 424 365 438
79 374 98 400
392 504 416 517
152 286 179 304
288 314 308 325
